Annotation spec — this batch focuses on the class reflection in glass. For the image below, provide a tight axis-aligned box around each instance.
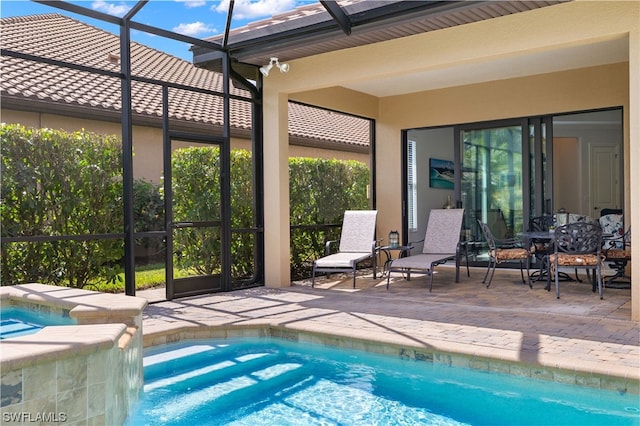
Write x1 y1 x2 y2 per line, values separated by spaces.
461 126 523 241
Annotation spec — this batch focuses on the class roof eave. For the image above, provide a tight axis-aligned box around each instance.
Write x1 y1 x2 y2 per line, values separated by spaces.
2 96 368 153
192 0 477 71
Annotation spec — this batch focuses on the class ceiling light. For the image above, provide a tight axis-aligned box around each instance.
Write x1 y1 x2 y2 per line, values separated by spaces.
260 57 289 77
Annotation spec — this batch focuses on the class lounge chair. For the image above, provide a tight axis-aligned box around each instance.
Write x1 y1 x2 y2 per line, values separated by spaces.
386 208 464 291
312 210 378 288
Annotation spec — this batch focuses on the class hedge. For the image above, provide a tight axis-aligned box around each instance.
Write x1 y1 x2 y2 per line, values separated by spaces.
1 124 370 287
1 124 123 288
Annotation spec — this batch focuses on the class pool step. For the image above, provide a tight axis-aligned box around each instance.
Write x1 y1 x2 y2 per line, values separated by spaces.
141 359 314 422
144 350 277 392
144 343 278 384
0 319 42 340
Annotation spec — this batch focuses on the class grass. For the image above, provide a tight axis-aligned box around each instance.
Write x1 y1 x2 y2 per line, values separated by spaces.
88 263 190 293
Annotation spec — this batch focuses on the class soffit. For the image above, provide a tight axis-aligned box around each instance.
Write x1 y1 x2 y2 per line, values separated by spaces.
344 36 630 97
194 1 568 71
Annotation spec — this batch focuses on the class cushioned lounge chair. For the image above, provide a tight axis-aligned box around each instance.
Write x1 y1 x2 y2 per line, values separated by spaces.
386 208 464 292
312 210 378 288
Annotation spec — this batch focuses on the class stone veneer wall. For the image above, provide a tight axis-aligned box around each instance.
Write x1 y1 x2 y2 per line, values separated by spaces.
0 284 147 425
1 324 142 425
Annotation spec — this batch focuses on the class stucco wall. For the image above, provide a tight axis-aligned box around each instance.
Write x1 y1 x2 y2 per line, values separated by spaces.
262 0 639 319
375 62 629 238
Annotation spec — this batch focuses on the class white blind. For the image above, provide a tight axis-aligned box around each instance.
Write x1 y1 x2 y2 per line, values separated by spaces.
407 140 417 231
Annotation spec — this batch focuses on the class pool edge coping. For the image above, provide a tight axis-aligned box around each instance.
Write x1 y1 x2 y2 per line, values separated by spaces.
141 323 640 396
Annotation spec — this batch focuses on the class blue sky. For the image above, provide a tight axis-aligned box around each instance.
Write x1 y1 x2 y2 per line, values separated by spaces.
1 0 315 61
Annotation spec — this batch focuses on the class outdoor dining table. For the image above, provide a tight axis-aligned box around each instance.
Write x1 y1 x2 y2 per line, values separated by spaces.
519 230 554 240
518 229 613 287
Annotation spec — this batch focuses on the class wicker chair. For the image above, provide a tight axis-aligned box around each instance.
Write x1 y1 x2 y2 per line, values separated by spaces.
547 222 604 299
477 220 530 288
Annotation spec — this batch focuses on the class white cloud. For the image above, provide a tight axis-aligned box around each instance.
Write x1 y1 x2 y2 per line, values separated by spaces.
91 0 132 16
214 0 298 20
172 21 217 37
175 0 207 8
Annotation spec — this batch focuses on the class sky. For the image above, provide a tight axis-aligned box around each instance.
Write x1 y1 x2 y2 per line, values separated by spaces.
0 0 316 61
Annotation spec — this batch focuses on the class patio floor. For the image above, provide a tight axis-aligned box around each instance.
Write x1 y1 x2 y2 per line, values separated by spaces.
140 265 639 392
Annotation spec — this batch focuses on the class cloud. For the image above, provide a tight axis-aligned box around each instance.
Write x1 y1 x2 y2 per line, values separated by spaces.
172 21 217 37
91 0 132 16
214 0 298 20
175 0 207 8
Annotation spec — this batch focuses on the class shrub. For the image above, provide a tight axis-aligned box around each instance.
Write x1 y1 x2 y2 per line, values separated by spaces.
170 147 255 279
1 124 123 288
289 158 370 279
1 123 369 287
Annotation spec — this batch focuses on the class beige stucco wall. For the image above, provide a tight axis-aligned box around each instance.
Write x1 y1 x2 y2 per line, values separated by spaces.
262 1 640 320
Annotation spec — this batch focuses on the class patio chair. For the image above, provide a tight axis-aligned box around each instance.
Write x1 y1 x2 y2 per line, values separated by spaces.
477 220 531 288
599 213 629 287
546 222 604 299
312 210 378 288
602 226 631 288
527 215 554 273
386 208 464 292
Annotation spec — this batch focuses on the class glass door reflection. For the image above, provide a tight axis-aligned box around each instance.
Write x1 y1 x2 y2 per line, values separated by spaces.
460 124 524 245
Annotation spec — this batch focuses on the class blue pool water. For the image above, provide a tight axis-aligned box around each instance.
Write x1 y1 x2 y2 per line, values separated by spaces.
127 338 640 426
0 306 75 339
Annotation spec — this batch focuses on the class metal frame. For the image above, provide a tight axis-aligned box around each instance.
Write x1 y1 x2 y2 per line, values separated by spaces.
3 0 263 298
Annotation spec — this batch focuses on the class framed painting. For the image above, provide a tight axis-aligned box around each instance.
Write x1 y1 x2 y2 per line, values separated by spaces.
429 158 455 190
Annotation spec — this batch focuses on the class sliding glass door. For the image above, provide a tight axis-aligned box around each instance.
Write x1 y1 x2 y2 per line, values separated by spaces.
458 121 526 242
404 108 622 266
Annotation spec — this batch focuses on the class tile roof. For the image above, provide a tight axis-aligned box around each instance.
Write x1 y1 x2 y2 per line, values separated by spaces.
0 13 369 149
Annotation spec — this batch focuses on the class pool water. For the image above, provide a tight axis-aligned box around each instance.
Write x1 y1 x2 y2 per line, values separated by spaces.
0 306 75 339
128 338 639 426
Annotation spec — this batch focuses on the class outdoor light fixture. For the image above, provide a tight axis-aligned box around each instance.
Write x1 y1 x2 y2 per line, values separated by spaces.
388 230 399 248
260 57 290 76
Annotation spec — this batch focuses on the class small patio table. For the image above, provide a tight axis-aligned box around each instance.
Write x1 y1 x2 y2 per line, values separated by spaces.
378 245 412 278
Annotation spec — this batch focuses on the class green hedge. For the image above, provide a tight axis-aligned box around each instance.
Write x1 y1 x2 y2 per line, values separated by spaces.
1 124 123 288
171 151 370 280
170 147 255 279
289 158 370 278
1 124 370 287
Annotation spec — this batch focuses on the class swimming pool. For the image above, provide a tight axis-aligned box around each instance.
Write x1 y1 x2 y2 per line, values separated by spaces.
0 306 76 339
128 338 639 426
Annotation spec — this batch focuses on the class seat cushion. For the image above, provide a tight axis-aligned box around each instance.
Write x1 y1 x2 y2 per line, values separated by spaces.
549 253 601 275
549 253 601 266
389 253 455 271
492 248 529 262
314 252 372 268
599 214 624 249
603 248 631 260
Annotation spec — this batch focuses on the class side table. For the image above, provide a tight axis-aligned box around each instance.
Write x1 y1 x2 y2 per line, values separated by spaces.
378 245 412 277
